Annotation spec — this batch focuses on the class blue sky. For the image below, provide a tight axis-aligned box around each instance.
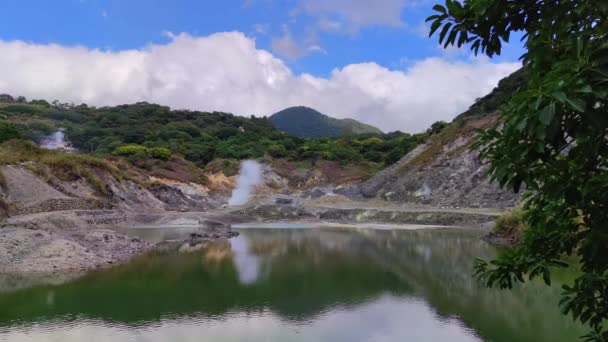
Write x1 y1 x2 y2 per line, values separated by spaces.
0 0 524 132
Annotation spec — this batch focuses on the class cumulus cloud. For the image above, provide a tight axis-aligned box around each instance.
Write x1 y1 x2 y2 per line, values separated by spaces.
0 32 519 132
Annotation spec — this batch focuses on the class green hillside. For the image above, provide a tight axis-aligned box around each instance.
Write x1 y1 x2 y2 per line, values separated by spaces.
270 106 384 138
0 97 422 168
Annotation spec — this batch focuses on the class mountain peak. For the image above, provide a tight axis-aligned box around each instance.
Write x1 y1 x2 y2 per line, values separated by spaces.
269 106 383 138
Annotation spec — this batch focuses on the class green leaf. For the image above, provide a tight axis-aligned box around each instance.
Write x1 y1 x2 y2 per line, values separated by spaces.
566 98 586 112
439 22 453 43
432 4 447 14
429 20 442 37
552 91 567 103
444 29 457 48
425 14 441 22
470 40 481 55
577 85 593 93
534 96 542 110
539 103 556 125
457 31 468 47
542 269 551 286
446 0 458 14
516 116 528 131
535 142 545 153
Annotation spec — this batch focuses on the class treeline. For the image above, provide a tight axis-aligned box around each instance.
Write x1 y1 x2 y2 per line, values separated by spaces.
0 96 427 167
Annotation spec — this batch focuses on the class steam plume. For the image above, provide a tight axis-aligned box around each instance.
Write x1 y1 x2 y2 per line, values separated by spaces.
228 160 263 206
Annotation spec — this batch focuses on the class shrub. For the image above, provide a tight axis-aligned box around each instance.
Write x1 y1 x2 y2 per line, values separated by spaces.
1 105 44 115
114 144 172 160
148 147 171 160
493 208 527 241
30 99 50 107
427 121 448 135
267 144 288 158
0 121 21 143
0 94 14 102
113 144 149 158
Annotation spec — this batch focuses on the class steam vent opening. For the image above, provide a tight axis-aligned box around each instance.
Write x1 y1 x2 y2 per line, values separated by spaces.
40 128 76 153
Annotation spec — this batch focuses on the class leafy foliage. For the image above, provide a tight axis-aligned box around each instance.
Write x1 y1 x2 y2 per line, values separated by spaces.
426 121 449 135
1 101 423 169
0 121 21 143
428 0 608 340
114 145 171 161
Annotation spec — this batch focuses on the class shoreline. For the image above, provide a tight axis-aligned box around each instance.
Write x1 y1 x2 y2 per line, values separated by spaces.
0 200 502 277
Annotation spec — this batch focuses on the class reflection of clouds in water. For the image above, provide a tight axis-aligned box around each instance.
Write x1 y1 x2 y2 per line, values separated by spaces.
0 295 481 342
229 235 261 285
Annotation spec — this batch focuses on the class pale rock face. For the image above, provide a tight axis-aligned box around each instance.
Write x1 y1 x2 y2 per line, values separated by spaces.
353 116 521 209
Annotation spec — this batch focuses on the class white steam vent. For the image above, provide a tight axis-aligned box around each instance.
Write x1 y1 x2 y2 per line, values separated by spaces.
228 160 263 206
40 128 75 152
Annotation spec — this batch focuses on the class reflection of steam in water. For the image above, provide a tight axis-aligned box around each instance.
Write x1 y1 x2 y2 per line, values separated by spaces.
229 235 261 285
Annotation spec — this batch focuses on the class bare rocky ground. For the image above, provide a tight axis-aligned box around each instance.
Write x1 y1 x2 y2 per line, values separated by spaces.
0 165 235 283
340 115 521 209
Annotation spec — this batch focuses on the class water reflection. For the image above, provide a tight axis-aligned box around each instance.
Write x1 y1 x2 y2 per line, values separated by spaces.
0 296 483 342
229 235 261 285
0 227 586 342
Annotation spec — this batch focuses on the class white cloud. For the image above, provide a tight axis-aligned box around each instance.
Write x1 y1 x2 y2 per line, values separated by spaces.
294 0 407 34
0 32 519 133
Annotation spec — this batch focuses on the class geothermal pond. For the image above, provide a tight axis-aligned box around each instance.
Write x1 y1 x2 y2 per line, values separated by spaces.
0 226 585 341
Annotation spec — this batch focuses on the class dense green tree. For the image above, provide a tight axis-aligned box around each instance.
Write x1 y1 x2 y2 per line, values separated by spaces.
427 121 448 135
428 1 608 340
0 121 21 143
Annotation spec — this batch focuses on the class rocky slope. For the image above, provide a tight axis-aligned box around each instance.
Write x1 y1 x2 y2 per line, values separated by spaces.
0 158 237 276
342 114 520 209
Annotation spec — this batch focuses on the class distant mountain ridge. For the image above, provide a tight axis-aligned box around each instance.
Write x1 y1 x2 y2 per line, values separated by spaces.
269 106 383 138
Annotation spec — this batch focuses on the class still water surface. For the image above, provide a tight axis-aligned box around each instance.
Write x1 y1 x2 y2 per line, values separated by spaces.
0 227 584 341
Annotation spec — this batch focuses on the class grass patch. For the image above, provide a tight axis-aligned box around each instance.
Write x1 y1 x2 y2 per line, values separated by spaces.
493 207 527 242
0 139 143 196
131 157 209 186
0 104 46 116
205 158 239 177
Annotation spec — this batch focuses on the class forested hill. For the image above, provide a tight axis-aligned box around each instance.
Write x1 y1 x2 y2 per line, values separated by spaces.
0 98 423 168
270 106 384 138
